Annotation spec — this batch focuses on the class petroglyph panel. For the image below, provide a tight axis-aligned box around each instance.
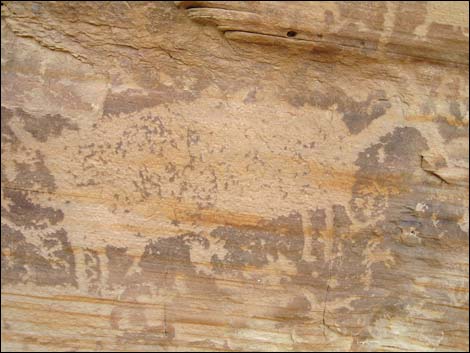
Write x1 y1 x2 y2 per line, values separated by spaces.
1 1 469 351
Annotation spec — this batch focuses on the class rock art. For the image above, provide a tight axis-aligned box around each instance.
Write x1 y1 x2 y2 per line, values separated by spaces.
1 1 468 351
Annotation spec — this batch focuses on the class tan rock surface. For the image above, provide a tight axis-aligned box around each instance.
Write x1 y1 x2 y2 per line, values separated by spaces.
1 1 469 351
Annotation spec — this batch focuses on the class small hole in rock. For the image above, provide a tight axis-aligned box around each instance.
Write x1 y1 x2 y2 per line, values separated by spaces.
317 34 323 38
287 31 297 38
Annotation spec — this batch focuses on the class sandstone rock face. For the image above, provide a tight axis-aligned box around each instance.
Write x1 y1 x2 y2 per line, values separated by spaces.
1 1 469 351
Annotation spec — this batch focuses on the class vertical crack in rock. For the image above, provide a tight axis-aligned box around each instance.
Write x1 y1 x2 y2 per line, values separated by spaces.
321 262 333 338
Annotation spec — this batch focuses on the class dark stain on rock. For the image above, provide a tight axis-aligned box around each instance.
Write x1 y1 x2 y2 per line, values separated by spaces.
340 90 391 134
84 248 101 294
243 88 257 104
324 10 334 26
2 166 76 287
333 204 352 235
1 106 77 143
103 83 200 117
1 106 19 149
351 127 429 222
310 208 327 234
449 101 463 120
287 294 311 314
380 128 429 167
109 231 223 345
210 226 274 271
15 108 78 142
186 129 200 147
387 7 468 64
1 107 77 288
2 189 64 229
351 195 469 347
290 208 329 283
338 1 387 31
293 259 316 283
13 150 57 192
2 106 78 157
1 224 28 284
437 117 469 142
437 101 469 142
1 223 77 288
344 124 469 346
106 245 134 288
103 89 162 116
392 2 427 34
286 86 391 134
273 295 312 324
139 233 209 284
210 212 304 272
335 1 385 51
427 22 470 45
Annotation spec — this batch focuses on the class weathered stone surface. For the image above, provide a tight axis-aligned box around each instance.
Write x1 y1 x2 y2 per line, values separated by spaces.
1 1 468 351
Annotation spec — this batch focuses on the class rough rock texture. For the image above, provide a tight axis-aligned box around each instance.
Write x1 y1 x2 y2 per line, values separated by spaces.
1 1 469 351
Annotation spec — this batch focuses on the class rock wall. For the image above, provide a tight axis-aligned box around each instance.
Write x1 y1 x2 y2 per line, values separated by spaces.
1 1 469 351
